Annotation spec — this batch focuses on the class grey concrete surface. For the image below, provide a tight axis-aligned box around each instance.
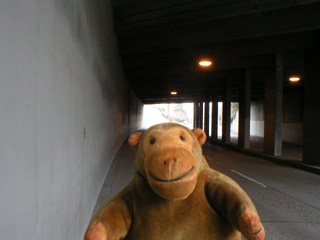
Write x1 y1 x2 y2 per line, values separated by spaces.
91 143 136 218
0 1 142 239
93 140 320 240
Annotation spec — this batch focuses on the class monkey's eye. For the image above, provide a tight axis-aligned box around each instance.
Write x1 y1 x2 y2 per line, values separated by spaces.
180 136 186 142
150 138 156 145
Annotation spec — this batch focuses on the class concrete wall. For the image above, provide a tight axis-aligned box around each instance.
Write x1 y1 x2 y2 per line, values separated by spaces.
283 88 303 145
250 97 303 146
128 88 144 133
0 1 141 239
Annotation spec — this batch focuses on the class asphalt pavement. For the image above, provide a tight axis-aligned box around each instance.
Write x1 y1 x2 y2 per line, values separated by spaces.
203 142 320 240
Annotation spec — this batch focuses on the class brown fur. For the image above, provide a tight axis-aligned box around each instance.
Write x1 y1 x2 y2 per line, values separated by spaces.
85 123 265 240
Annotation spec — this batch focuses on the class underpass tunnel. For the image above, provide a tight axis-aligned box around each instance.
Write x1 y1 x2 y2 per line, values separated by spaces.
1 1 320 240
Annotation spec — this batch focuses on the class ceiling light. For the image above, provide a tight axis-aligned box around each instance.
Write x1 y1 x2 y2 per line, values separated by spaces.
171 91 178 95
199 60 212 67
289 76 300 82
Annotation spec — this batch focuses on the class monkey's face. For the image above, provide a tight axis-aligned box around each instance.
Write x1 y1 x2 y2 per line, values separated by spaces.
129 123 206 201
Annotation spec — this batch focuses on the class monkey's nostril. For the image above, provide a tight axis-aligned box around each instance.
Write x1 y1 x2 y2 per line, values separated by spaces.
164 159 177 167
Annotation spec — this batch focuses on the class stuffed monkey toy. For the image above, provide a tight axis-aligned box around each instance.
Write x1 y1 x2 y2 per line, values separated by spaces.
85 123 265 240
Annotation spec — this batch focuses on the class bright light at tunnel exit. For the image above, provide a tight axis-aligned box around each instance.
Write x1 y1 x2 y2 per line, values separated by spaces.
142 103 194 129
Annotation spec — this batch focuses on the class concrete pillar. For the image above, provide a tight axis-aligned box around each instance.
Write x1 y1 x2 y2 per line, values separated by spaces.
199 102 204 129
211 101 218 140
264 52 283 156
239 68 251 148
303 46 320 165
194 102 203 129
222 78 231 143
204 101 210 136
193 102 198 128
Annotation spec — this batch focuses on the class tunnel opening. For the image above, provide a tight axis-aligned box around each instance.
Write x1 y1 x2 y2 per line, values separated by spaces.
230 102 239 145
142 103 194 129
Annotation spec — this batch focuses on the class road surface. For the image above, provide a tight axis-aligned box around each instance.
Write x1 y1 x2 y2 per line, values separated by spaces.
203 143 320 240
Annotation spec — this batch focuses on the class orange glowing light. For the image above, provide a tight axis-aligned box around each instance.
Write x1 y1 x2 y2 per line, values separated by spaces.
171 91 178 95
289 76 300 82
199 60 212 67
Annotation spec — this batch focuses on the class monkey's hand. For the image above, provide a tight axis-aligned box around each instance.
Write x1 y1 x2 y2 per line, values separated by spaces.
85 222 107 240
239 209 265 240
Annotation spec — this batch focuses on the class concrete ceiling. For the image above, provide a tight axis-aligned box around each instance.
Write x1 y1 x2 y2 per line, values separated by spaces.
111 0 320 104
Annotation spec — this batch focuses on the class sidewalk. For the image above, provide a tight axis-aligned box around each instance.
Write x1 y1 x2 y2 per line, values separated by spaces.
90 142 136 219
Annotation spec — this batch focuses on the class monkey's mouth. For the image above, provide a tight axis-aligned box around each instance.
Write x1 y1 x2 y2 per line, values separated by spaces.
149 167 195 183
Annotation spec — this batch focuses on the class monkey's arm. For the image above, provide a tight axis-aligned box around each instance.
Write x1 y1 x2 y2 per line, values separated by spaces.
84 193 132 240
204 169 265 240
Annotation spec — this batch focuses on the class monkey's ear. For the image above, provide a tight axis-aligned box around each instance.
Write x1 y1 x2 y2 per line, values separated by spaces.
192 128 207 146
128 131 144 149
